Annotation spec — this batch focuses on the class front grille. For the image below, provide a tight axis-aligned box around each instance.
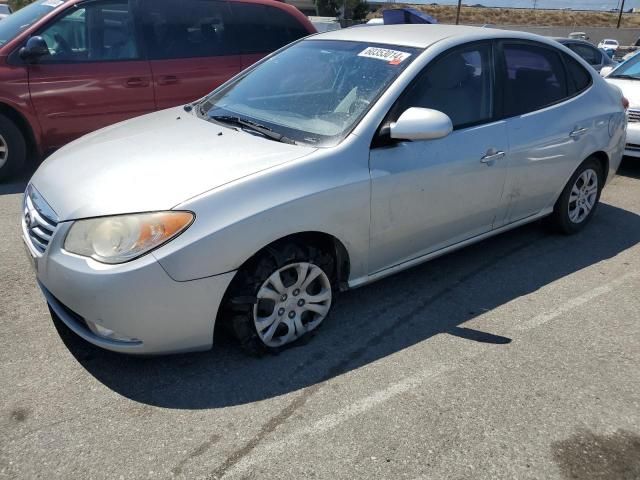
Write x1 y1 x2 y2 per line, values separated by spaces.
626 142 640 151
23 185 59 255
628 109 640 123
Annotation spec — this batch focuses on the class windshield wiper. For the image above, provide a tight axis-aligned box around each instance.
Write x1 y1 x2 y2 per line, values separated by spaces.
210 115 297 145
610 74 640 80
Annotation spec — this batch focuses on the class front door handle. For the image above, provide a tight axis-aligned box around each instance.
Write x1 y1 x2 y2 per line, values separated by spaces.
480 150 506 164
125 77 149 88
570 127 589 139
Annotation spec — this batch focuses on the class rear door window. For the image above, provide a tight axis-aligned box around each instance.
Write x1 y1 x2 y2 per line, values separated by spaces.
140 0 235 60
502 42 569 117
229 3 309 54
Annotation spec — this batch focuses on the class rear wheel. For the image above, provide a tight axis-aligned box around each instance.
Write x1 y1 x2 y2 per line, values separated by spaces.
0 113 27 182
548 157 603 234
222 241 336 355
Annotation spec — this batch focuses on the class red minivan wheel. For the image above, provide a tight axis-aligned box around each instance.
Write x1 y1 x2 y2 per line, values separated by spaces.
0 113 26 182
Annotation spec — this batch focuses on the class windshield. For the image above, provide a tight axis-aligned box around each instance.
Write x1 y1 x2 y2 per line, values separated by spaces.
610 53 640 79
0 5 11 14
0 0 67 47
200 40 421 147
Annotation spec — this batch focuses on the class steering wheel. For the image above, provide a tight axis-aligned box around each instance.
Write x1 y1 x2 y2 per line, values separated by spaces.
53 33 72 56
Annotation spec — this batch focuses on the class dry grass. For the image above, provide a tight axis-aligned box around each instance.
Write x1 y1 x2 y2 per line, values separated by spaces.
368 4 640 28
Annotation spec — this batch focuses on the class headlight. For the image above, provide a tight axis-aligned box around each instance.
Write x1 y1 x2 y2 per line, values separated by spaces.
64 211 194 264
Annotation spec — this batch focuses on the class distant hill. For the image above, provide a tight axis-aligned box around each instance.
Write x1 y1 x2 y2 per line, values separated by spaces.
368 3 640 27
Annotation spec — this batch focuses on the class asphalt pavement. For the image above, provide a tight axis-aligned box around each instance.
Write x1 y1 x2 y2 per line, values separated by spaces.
1 160 639 480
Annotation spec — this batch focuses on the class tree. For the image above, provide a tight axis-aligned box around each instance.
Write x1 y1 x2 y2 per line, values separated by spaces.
9 0 35 10
315 0 339 17
349 0 369 20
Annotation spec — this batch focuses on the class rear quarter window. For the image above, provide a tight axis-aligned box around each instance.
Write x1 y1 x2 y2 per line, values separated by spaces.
563 53 593 95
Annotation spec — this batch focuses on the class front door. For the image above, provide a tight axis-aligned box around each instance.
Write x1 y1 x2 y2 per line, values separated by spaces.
28 0 155 149
369 42 509 274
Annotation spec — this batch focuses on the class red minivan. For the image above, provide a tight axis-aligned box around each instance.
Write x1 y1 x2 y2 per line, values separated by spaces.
0 0 315 180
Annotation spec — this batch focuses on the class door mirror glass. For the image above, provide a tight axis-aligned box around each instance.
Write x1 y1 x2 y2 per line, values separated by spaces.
19 36 50 61
600 66 614 77
390 107 453 141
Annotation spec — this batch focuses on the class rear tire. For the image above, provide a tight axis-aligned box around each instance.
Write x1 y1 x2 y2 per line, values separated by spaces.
0 113 27 182
547 157 603 235
221 241 336 356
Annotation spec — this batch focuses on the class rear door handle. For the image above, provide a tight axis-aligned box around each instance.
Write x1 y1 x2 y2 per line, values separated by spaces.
158 75 179 86
125 77 149 88
570 127 589 139
480 150 506 164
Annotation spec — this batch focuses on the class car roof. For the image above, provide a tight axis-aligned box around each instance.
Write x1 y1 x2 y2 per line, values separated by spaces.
310 24 544 49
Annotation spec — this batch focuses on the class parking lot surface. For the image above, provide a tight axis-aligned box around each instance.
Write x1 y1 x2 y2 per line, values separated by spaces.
1 161 639 480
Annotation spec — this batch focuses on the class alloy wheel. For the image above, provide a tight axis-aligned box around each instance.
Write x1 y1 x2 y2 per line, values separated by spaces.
568 168 598 224
253 262 332 348
0 134 8 170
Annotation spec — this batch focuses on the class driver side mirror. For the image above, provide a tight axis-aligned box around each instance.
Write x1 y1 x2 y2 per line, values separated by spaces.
600 66 614 77
390 107 453 141
19 36 50 62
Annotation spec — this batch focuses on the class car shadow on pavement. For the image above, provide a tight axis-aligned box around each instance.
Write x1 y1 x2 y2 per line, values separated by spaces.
0 156 40 195
0 173 28 196
51 201 640 409
618 157 640 180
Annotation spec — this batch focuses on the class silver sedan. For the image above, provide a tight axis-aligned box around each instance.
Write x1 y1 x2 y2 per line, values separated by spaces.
23 25 626 355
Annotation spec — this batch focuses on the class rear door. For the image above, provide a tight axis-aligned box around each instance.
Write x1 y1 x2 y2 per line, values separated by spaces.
139 0 241 110
497 40 598 225
28 0 155 149
229 2 313 70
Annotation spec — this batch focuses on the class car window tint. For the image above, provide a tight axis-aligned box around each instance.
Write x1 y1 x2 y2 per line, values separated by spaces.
38 0 137 63
397 43 494 129
568 43 601 66
141 0 234 59
563 53 592 95
503 43 568 117
229 3 308 54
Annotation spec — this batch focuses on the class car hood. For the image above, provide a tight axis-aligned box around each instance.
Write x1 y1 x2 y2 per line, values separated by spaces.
30 108 317 221
606 78 640 107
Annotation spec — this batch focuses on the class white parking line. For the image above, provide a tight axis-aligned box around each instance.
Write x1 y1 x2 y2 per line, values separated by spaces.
219 362 455 479
219 270 640 479
517 271 640 331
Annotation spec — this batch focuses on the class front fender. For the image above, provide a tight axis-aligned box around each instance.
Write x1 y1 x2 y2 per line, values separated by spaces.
153 136 372 283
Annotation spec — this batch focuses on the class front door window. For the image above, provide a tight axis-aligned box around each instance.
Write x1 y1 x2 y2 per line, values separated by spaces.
39 1 138 63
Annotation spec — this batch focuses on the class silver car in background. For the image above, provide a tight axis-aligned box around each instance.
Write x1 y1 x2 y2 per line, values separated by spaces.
23 25 626 356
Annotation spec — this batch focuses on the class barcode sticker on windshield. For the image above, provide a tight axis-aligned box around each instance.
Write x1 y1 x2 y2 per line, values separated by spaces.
358 47 412 65
42 0 64 7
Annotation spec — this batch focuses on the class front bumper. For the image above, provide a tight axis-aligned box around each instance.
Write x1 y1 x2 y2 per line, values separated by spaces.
624 122 640 158
26 222 236 355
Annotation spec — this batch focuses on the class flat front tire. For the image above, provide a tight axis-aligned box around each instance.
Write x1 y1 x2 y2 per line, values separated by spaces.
0 113 26 182
222 241 336 355
548 157 603 235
